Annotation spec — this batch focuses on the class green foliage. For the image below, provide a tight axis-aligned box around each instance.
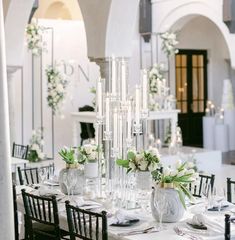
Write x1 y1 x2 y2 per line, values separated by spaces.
58 147 76 164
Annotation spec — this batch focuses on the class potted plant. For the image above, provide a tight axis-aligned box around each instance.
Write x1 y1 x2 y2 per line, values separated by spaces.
58 146 84 195
116 147 160 190
151 160 199 223
78 143 101 179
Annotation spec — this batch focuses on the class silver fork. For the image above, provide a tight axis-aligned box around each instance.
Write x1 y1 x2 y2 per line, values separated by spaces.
174 226 202 240
118 226 158 236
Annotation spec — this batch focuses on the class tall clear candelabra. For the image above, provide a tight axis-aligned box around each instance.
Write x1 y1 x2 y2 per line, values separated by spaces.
96 57 149 207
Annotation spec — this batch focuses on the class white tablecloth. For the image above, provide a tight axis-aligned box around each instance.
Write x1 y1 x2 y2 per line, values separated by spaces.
16 186 234 240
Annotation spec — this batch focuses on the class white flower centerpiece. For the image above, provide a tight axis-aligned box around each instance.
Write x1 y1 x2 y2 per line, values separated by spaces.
46 65 68 116
28 129 45 162
116 147 161 190
151 160 199 222
78 143 102 179
25 19 46 56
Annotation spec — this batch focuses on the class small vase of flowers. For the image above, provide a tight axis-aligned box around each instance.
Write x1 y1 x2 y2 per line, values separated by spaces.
78 143 101 179
58 146 84 195
151 160 199 222
116 147 160 190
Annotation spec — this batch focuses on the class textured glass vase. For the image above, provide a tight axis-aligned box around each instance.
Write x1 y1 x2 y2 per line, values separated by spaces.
151 187 185 223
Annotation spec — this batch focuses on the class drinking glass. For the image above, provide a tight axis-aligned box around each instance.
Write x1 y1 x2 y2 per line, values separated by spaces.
39 167 48 185
153 188 166 230
201 182 212 211
68 170 78 200
213 187 226 212
63 172 72 200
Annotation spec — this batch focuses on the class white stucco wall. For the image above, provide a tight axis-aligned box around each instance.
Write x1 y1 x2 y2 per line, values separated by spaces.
177 16 230 107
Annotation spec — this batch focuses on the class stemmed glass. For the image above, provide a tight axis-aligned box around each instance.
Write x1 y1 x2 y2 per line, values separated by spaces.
202 183 212 212
153 188 166 230
63 170 77 201
213 187 226 212
39 167 48 185
69 170 78 201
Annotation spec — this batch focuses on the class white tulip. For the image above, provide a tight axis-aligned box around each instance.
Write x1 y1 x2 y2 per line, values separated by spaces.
139 160 148 171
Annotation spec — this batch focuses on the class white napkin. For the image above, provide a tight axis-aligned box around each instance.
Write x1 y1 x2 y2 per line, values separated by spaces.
108 209 140 226
75 197 102 209
187 214 224 233
38 186 61 196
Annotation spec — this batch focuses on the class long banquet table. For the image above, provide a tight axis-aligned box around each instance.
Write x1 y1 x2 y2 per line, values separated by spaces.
16 185 235 240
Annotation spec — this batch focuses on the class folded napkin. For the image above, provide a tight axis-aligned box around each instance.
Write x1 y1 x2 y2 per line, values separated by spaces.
44 179 59 186
187 214 207 230
75 197 102 210
108 209 140 226
38 187 61 197
187 214 224 233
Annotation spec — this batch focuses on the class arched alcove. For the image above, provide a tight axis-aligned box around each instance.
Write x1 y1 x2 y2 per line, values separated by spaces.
34 0 83 20
44 2 72 20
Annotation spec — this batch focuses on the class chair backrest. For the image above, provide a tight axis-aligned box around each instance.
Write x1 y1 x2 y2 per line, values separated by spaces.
13 184 19 240
227 178 235 203
12 142 29 159
65 201 108 240
17 163 55 185
21 189 61 239
189 173 215 198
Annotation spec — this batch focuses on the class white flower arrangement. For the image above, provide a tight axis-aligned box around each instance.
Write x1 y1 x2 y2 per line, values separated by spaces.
78 144 102 164
152 160 199 208
28 129 45 162
116 147 161 173
159 30 179 57
25 19 46 56
46 65 68 115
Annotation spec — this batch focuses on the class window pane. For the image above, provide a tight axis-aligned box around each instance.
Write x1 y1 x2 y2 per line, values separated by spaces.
199 100 204 112
181 55 187 67
198 55 204 67
193 68 198 100
192 101 198 113
176 102 181 110
198 68 204 100
182 102 187 113
176 68 181 100
175 55 181 67
182 68 187 100
192 55 198 67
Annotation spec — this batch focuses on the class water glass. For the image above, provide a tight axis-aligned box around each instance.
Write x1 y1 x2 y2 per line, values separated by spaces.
213 187 226 212
153 188 166 230
39 167 48 185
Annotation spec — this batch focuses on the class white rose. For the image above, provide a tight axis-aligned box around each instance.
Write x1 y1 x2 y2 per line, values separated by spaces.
56 84 64 93
148 162 157 172
187 161 194 169
83 145 92 154
129 162 136 171
135 153 143 163
89 151 97 160
38 152 44 159
31 144 39 151
139 160 148 171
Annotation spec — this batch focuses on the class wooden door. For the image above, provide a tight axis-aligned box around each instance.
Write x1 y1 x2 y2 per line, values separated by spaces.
175 50 208 147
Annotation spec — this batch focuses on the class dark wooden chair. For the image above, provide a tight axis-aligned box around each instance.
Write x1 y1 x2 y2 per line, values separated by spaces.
12 142 29 159
227 178 235 203
189 173 215 198
65 201 108 240
17 163 55 185
224 214 235 240
13 184 19 240
21 189 68 240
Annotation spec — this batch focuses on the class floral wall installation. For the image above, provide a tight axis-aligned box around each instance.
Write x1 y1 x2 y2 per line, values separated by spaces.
25 19 46 56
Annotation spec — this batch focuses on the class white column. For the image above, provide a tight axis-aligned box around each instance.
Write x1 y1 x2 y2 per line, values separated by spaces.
0 1 14 239
7 66 18 147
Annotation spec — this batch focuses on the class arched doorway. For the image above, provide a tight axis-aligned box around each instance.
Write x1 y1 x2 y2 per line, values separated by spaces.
173 16 230 146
